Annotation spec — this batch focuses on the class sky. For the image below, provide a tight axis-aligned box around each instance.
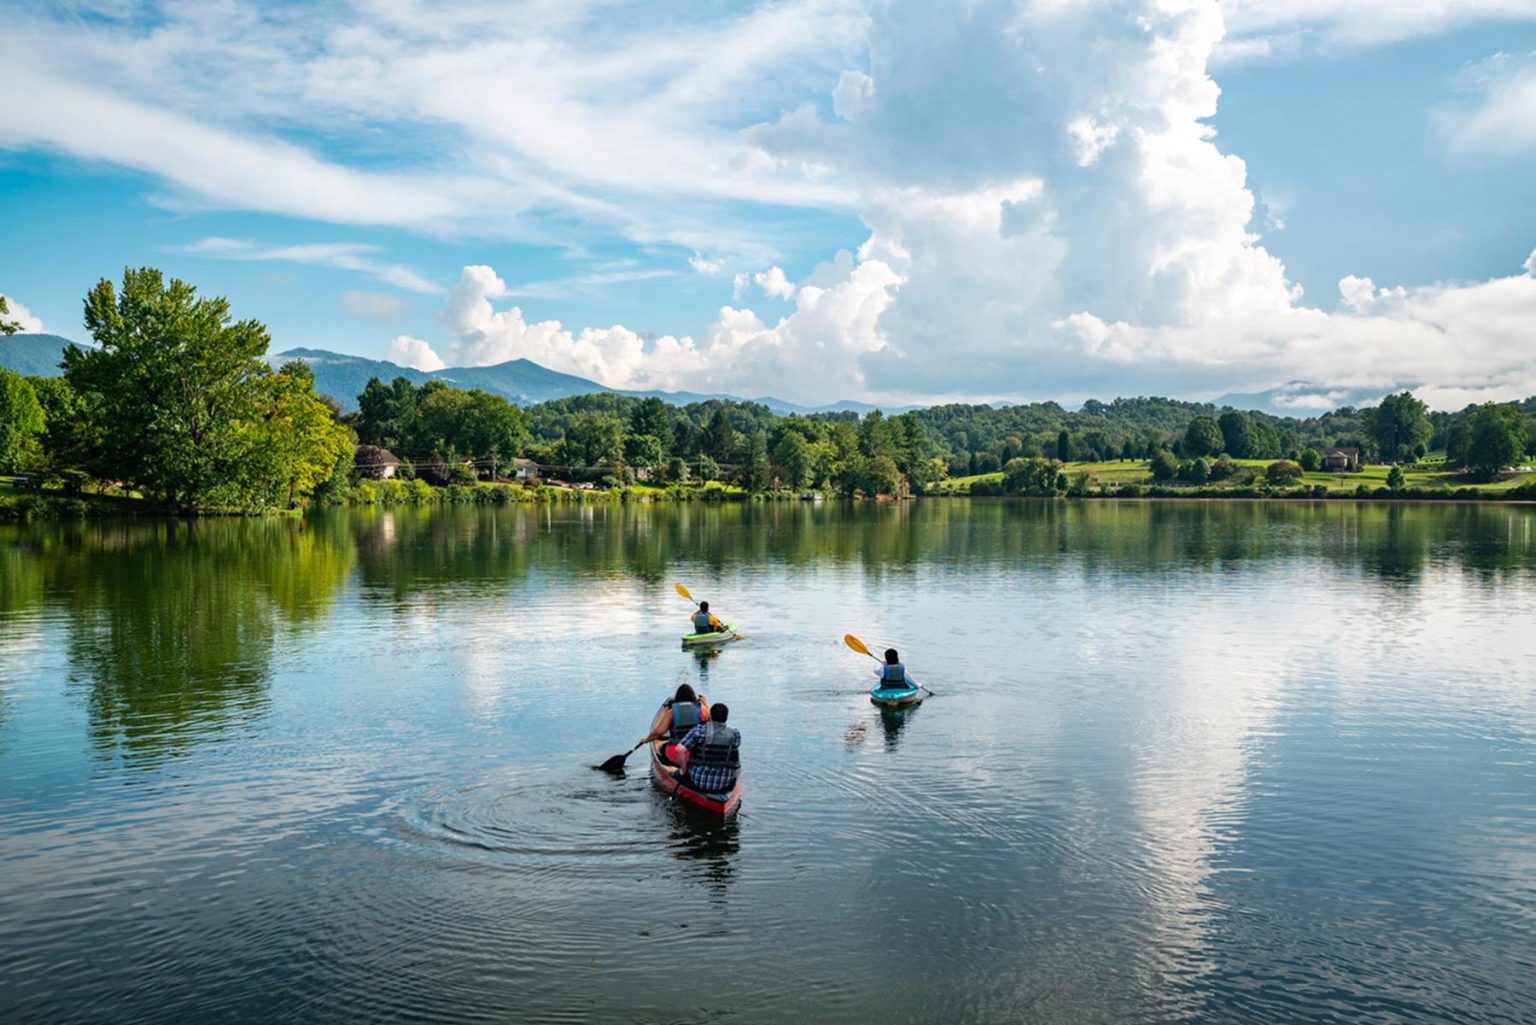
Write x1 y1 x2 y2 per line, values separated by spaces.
1 0 1535 411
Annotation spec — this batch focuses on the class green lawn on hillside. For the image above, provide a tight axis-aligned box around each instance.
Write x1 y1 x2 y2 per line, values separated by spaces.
926 459 1536 496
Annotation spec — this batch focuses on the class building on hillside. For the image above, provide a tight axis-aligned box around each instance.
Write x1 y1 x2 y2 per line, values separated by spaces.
1320 447 1361 472
513 458 540 481
355 444 403 480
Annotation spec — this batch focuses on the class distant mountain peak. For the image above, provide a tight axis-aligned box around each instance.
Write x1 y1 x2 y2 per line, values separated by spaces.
267 347 886 414
0 332 87 377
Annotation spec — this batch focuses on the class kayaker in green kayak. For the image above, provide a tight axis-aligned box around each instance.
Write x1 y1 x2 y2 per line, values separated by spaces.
690 601 728 635
874 648 919 691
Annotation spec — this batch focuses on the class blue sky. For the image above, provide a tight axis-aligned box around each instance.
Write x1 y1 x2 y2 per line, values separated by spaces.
2 1 1535 409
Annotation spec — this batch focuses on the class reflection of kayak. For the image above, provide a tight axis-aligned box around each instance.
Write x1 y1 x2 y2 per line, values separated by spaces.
870 684 922 707
648 706 742 814
681 624 738 647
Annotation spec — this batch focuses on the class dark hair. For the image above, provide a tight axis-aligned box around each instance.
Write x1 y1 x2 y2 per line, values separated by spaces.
673 683 697 704
698 601 709 611
710 702 728 723
885 648 899 663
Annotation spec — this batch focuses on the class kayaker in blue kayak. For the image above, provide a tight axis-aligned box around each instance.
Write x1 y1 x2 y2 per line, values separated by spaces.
643 683 710 748
874 648 919 691
691 601 728 634
674 703 741 793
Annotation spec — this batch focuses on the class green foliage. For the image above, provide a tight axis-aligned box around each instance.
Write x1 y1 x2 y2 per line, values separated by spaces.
1386 465 1406 491
771 430 813 490
628 396 673 441
562 410 625 469
65 268 340 511
1149 450 1179 481
253 361 355 506
1299 447 1321 472
1002 456 1061 495
356 376 530 475
740 431 773 492
1464 403 1527 480
1265 459 1304 483
1056 429 1071 461
624 432 666 470
0 368 45 473
1364 391 1432 463
1183 416 1224 458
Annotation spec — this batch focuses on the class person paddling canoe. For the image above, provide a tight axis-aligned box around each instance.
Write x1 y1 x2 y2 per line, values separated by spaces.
690 601 728 635
643 683 710 746
671 702 741 793
874 648 919 691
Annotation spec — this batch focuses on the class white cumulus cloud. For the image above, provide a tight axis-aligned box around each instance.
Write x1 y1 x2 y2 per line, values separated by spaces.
0 293 43 333
753 266 796 300
387 335 446 372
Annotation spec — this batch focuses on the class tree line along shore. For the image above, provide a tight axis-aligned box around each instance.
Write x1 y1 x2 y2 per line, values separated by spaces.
3 269 1536 520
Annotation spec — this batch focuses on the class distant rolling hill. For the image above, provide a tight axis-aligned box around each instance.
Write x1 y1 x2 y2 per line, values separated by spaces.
0 335 893 415
273 347 889 414
0 333 86 376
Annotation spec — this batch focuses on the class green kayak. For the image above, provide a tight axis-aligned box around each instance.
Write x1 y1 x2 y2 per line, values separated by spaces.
681 624 738 647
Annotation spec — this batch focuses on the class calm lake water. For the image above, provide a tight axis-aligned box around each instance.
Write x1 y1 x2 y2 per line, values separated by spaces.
3 500 1535 1024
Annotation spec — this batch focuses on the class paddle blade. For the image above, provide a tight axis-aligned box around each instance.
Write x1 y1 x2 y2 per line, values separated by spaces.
597 751 630 773
844 633 871 656
674 582 693 602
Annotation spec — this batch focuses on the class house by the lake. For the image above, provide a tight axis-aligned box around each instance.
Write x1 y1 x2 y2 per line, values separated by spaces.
355 444 403 480
512 458 539 481
1320 447 1361 472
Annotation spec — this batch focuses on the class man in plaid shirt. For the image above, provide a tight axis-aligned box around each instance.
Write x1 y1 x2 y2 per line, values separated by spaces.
677 703 741 793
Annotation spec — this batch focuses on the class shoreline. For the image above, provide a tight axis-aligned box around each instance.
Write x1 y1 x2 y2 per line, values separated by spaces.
6 483 1536 522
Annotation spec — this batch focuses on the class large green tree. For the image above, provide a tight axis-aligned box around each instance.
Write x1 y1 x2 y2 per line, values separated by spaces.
628 396 672 441
0 368 44 473
1218 411 1253 458
28 376 88 475
1364 391 1432 463
1464 403 1527 480
562 410 625 468
251 361 354 506
1183 416 1224 458
64 268 343 510
771 430 813 490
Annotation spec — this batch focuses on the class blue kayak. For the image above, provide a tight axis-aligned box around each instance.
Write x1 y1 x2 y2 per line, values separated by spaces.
870 684 922 707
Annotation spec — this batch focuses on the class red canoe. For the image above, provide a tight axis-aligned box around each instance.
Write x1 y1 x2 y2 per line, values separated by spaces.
647 706 742 815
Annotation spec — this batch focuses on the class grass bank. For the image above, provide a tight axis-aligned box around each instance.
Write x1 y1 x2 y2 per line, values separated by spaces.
926 459 1536 500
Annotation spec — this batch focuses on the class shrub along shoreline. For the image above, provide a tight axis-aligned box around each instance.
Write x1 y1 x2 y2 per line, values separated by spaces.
6 475 1535 523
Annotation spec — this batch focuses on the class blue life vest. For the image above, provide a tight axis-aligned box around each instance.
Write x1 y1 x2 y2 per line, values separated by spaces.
695 722 740 769
669 699 702 741
880 662 908 685
692 612 715 633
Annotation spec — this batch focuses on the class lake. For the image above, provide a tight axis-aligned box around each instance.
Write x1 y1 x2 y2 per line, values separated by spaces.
2 500 1535 1024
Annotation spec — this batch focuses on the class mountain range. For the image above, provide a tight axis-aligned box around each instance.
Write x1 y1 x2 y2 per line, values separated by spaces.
0 335 890 415
0 333 86 376
1 333 1378 418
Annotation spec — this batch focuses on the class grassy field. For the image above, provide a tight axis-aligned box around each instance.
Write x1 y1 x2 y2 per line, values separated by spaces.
927 459 1536 497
